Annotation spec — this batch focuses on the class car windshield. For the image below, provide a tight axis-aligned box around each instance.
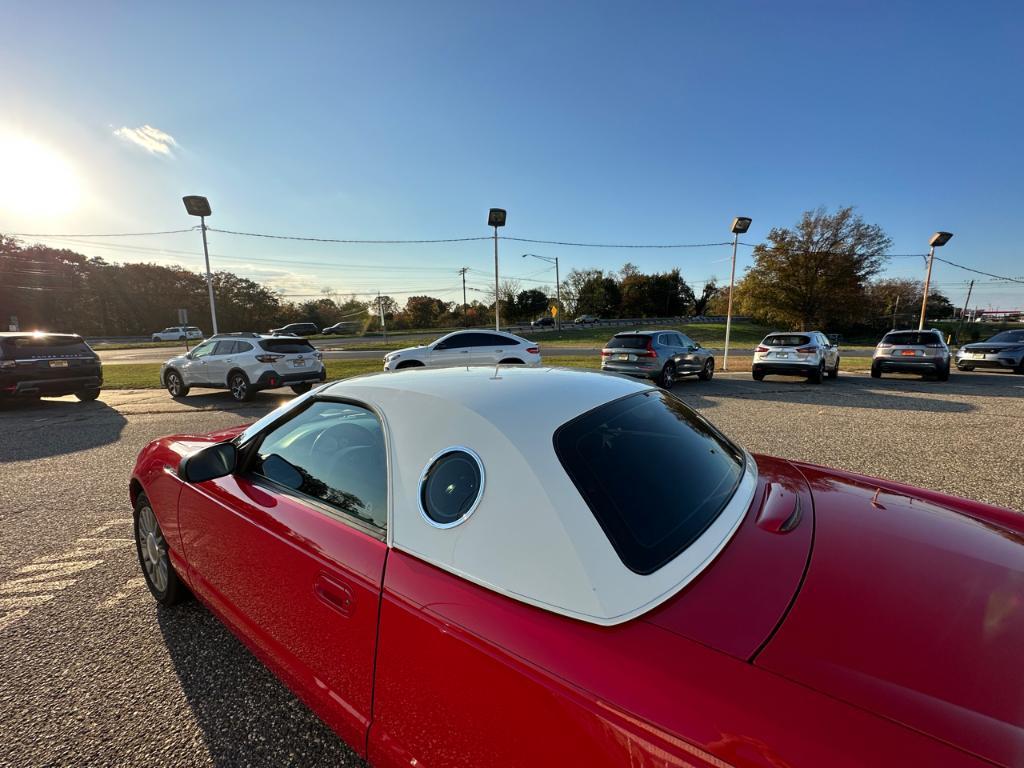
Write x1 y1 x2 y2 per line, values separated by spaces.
259 338 315 353
762 334 811 347
2 336 93 357
606 335 650 350
986 330 1024 344
882 332 941 346
554 390 745 575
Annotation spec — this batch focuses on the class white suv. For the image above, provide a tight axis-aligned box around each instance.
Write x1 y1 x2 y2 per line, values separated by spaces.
152 326 203 342
383 330 541 371
752 331 840 383
161 333 326 402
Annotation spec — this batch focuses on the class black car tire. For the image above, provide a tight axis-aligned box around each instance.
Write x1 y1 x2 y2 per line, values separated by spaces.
165 370 189 398
229 371 253 402
698 358 714 381
134 493 190 607
827 357 840 379
178 335 186 341
1016 359 1024 375
752 369 765 381
291 383 313 395
659 362 675 390
937 362 950 382
499 358 525 364
152 336 160 343
75 388 101 402
808 362 824 384
871 363 882 379
957 363 974 371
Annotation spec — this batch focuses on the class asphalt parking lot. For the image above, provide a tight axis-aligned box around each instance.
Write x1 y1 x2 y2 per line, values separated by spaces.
1 369 1021 767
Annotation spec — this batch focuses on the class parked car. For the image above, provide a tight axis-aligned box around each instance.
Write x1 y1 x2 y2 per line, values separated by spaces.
752 331 839 383
575 314 599 324
871 329 951 380
151 326 203 342
955 329 1024 373
269 322 319 336
383 330 540 370
601 330 714 387
323 321 358 335
0 332 102 401
531 316 554 328
131 366 1024 767
160 332 325 402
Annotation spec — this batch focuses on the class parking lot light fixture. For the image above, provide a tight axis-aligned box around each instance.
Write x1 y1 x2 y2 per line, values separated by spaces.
522 253 561 330
723 217 752 371
919 231 953 330
182 195 218 335
488 209 506 331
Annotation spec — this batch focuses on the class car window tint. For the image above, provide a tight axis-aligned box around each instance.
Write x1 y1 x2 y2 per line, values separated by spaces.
763 334 811 347
259 338 315 353
190 341 217 359
236 341 253 353
607 335 650 350
679 334 694 347
986 330 1024 344
883 332 942 346
482 334 517 346
213 341 237 355
252 400 387 530
3 336 92 357
554 390 745 575
437 333 478 349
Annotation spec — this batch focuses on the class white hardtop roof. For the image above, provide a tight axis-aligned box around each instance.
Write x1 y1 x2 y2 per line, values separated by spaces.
322 366 756 626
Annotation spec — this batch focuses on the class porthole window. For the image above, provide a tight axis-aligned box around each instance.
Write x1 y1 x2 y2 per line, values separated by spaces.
418 447 485 528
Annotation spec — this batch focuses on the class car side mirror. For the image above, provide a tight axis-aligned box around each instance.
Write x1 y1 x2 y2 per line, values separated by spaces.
179 441 237 483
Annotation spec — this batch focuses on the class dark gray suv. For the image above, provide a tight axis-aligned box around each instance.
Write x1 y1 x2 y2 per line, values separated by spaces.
600 330 714 388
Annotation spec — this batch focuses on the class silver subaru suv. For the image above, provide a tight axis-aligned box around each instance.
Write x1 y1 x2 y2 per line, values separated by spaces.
600 330 715 388
871 329 950 381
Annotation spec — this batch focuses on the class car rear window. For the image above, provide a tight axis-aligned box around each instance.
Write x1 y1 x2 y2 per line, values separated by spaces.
259 338 316 354
882 332 941 346
763 334 811 347
553 390 745 575
607 335 650 350
2 336 93 358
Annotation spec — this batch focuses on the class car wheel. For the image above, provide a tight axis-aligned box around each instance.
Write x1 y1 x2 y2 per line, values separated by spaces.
75 388 101 402
165 370 189 398
1015 359 1024 375
151 336 160 343
659 362 675 389
937 362 950 382
957 363 974 371
871 363 882 379
827 356 840 379
229 371 252 402
752 369 765 381
808 361 824 384
290 383 312 394
177 335 186 341
134 493 190 606
698 358 714 381
499 358 524 365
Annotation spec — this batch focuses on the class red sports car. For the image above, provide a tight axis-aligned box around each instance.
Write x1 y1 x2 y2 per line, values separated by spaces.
130 366 1024 767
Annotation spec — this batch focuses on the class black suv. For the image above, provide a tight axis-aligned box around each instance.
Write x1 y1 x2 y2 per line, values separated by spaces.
0 333 103 401
269 322 319 336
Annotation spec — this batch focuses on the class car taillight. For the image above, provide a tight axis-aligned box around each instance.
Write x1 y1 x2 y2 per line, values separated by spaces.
601 349 612 357
796 346 817 354
314 350 323 360
756 346 769 353
526 347 539 354
256 354 284 363
636 339 658 358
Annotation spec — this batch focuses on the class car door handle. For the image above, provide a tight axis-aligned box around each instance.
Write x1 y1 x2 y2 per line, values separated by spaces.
314 573 354 618
459 350 469 354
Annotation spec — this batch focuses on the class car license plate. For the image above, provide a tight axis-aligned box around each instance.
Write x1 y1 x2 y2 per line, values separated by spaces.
971 352 984 358
291 359 306 368
776 352 788 358
49 359 69 367
616 354 629 361
900 350 916 356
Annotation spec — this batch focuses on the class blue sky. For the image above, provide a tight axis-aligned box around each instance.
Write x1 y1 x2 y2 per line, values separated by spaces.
2 0 1022 309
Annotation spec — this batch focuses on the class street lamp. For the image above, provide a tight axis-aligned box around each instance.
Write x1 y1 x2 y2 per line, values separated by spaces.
488 208 506 331
722 216 752 371
919 231 953 330
182 195 218 335
522 253 561 329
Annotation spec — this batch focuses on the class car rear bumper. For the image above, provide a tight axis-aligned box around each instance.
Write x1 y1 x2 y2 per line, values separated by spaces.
875 358 944 373
0 374 102 397
600 361 659 379
752 362 818 376
254 367 327 390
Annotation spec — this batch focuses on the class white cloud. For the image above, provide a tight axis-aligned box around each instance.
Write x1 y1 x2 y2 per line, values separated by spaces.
113 124 178 156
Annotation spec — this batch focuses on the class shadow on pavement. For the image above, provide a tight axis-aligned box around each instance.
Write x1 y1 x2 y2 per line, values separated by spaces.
157 602 364 767
0 399 129 463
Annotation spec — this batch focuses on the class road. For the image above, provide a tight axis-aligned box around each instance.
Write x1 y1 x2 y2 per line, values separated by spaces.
1 371 1021 766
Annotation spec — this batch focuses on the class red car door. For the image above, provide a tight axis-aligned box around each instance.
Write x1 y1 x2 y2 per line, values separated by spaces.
177 399 389 755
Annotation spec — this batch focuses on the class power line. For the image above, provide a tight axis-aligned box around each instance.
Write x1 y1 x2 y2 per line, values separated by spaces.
503 236 736 249
932 255 1024 285
207 227 491 245
8 228 195 238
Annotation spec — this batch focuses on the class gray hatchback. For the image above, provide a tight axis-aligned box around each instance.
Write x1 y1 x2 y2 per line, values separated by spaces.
600 330 714 388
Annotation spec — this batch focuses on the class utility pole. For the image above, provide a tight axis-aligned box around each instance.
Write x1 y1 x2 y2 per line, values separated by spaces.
554 255 561 330
723 217 752 371
182 196 218 335
892 295 900 329
919 232 953 331
458 267 469 327
955 280 974 346
488 209 507 331
378 291 387 343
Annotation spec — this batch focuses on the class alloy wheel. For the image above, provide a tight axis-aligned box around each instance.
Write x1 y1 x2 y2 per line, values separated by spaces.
136 503 169 594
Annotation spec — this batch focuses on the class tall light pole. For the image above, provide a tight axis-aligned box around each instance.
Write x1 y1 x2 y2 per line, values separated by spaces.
182 195 218 335
919 231 953 330
521 253 560 329
458 267 469 327
723 216 752 371
488 208 506 331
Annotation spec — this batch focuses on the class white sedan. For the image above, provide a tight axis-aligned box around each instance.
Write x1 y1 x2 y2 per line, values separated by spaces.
383 330 541 371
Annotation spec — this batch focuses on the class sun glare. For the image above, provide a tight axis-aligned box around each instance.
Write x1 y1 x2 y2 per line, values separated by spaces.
0 133 82 217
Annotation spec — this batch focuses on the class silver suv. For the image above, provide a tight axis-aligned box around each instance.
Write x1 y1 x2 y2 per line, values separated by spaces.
600 330 714 388
161 333 326 402
871 329 950 381
752 331 840 383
